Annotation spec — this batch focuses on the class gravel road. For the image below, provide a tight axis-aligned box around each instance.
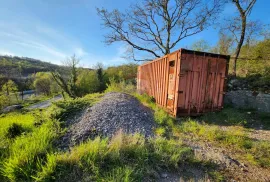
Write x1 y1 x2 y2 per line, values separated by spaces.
27 95 63 110
58 92 156 148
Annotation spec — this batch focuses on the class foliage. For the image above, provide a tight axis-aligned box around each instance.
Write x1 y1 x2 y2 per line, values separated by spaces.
0 92 9 110
5 123 26 139
105 78 136 94
2 80 18 96
34 72 60 95
51 55 80 98
105 63 138 83
76 69 100 96
48 93 103 121
0 56 62 77
95 63 107 92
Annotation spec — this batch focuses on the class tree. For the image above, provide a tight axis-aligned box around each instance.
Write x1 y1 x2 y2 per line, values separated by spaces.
95 63 107 92
34 72 60 95
51 55 80 98
211 32 233 55
76 70 100 96
97 0 223 60
224 0 257 76
2 80 19 104
2 80 18 96
191 39 210 52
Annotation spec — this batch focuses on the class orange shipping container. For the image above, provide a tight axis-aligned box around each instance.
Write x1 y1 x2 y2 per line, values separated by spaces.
137 48 230 116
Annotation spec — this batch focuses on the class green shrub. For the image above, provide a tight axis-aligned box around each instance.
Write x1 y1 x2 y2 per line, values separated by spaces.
5 123 26 139
48 99 88 121
106 78 136 94
76 69 101 96
48 93 103 121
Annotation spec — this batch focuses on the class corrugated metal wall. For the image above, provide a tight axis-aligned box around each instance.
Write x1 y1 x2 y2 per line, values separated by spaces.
137 48 230 116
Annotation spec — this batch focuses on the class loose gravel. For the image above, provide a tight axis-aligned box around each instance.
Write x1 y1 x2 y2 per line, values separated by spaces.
58 92 155 149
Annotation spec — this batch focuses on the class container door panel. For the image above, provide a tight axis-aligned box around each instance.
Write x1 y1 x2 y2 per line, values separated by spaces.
166 57 176 111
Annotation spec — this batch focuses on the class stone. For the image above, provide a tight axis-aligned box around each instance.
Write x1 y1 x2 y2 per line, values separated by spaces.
57 92 156 149
161 173 168 178
1 104 23 113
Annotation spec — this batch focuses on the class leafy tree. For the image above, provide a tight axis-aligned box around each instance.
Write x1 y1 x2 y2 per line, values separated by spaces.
0 92 9 109
76 70 100 96
105 64 138 83
2 80 19 104
97 0 224 60
95 63 107 92
2 80 18 96
236 39 270 77
34 72 59 95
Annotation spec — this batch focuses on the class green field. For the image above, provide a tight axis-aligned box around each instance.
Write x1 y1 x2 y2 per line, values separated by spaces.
0 89 269 181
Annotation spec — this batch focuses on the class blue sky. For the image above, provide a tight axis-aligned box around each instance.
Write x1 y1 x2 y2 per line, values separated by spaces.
0 0 269 67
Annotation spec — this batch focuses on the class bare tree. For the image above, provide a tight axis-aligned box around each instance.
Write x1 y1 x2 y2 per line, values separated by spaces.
211 32 233 55
97 0 223 60
191 39 210 52
224 0 257 76
51 55 80 99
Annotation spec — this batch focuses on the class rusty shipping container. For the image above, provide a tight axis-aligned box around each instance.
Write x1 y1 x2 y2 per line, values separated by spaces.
137 48 230 116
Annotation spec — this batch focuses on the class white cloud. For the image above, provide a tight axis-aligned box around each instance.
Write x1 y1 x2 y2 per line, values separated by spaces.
0 50 15 56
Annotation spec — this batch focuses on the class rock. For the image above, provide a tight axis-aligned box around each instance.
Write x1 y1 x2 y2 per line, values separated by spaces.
161 173 168 178
2 105 23 113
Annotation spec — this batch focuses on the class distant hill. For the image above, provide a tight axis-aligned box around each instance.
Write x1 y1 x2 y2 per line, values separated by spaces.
0 55 63 78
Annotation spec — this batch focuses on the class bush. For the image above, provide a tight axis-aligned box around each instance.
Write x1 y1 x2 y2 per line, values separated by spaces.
34 72 60 96
76 70 101 96
5 123 25 139
105 78 136 94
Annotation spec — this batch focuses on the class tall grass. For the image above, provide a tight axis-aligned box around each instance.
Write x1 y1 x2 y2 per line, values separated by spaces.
1 119 60 181
35 131 193 181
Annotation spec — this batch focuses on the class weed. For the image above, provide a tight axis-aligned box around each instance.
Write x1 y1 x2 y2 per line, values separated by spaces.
5 123 26 139
1 120 60 181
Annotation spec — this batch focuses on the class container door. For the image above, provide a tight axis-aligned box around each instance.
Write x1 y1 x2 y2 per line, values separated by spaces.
166 60 176 110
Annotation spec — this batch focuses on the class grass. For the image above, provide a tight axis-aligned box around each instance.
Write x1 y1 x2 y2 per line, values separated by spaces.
33 131 194 182
201 107 270 129
133 90 270 168
1 120 60 181
0 93 103 181
173 119 270 167
0 81 269 181
6 93 52 108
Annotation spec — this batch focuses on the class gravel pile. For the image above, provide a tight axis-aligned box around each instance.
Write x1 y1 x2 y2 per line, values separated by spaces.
58 92 155 148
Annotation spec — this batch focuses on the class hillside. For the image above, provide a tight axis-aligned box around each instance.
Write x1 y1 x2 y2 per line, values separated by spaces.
0 55 63 78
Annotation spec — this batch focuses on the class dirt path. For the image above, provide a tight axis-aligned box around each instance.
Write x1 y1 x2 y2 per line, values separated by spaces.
27 95 63 110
